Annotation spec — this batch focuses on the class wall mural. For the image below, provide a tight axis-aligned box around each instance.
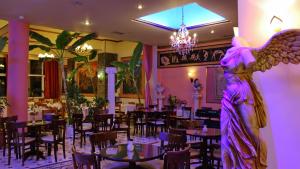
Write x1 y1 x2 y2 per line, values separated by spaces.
206 66 226 103
158 46 231 68
77 61 98 95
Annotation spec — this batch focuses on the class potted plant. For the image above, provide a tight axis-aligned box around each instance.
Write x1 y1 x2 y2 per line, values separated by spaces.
112 42 143 104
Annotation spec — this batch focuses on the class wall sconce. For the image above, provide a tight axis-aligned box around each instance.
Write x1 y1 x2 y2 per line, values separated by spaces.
188 71 195 83
270 16 283 33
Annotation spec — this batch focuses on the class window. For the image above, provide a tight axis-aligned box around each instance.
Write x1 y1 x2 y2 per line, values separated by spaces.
28 60 44 97
0 57 6 97
0 59 44 97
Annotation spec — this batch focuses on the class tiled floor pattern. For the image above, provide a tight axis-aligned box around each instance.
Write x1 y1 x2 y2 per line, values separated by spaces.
0 132 203 169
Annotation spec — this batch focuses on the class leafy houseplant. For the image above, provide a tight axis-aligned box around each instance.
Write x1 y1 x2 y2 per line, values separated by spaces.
29 30 97 122
112 42 143 103
93 97 108 109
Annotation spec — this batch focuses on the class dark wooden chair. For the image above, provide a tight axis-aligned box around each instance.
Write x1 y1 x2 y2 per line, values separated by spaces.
90 131 117 168
41 119 66 162
7 121 36 166
210 144 221 169
0 115 18 157
72 146 98 169
113 112 130 139
133 111 146 135
182 106 192 120
72 113 92 147
146 111 169 136
93 114 114 132
163 145 191 169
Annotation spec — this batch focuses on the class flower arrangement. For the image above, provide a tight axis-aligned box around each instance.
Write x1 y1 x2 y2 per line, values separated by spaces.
0 98 8 117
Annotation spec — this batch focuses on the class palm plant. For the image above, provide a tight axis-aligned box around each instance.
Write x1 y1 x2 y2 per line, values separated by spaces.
0 36 8 53
29 30 97 119
111 42 143 103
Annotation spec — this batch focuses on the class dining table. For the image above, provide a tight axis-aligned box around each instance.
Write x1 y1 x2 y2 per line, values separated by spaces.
186 128 221 169
100 143 164 169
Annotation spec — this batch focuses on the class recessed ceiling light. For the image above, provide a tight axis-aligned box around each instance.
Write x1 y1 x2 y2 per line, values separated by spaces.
137 4 143 10
84 20 90 26
210 30 215 34
18 15 24 20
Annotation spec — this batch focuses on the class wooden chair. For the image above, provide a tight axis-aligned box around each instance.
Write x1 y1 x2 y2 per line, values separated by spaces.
163 145 191 169
182 106 192 120
113 113 130 140
93 114 114 132
210 144 222 169
41 119 66 162
0 116 18 157
133 111 146 135
72 146 98 169
90 131 117 168
7 121 36 166
72 113 92 147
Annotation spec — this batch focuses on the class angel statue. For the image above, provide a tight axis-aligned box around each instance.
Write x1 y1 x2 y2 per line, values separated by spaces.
220 29 300 169
192 78 202 92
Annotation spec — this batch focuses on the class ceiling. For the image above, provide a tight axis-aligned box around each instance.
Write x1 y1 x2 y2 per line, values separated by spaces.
0 0 237 46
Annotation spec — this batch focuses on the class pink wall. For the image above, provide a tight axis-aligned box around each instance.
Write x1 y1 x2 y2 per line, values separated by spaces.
158 66 221 110
238 0 300 168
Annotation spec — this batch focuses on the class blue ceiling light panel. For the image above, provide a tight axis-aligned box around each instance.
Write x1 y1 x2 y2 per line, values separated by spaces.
135 2 227 30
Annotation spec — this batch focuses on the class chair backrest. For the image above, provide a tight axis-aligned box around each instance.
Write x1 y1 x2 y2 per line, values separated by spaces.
89 131 117 154
164 146 191 169
51 119 66 142
72 146 97 169
181 120 201 129
93 114 113 132
182 107 192 119
167 133 187 151
72 113 83 131
7 121 27 146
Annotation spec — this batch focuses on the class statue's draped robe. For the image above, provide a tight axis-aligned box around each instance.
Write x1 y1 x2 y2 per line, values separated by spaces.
221 47 267 169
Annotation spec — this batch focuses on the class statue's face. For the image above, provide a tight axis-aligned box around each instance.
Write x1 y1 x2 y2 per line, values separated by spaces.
220 47 240 72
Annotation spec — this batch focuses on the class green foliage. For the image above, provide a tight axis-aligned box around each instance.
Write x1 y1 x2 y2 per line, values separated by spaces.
0 36 8 52
93 97 108 108
111 42 143 103
29 45 51 52
29 31 54 47
68 32 97 51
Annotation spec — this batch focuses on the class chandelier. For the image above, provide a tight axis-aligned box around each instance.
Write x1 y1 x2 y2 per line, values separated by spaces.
38 53 55 58
75 43 93 55
170 7 197 55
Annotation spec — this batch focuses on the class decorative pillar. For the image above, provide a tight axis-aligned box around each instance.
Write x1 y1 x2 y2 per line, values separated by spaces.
192 91 201 119
7 20 29 121
105 67 116 114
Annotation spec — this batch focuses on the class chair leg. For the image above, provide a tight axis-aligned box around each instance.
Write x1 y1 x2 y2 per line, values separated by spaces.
8 144 11 165
47 143 52 156
54 143 58 162
80 132 83 148
63 142 66 159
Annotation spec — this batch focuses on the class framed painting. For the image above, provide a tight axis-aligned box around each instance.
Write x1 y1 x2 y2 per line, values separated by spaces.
76 61 98 96
119 57 145 98
206 66 226 103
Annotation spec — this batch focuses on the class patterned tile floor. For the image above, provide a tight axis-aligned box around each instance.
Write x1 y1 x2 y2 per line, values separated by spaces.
0 132 203 169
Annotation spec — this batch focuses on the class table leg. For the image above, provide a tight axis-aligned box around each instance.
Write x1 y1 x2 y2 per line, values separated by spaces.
129 161 136 169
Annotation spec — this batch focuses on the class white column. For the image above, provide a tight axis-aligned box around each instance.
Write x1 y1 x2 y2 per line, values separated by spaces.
105 67 117 114
192 92 201 119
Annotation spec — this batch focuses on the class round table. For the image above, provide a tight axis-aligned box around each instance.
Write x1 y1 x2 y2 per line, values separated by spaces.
186 128 221 169
100 143 164 169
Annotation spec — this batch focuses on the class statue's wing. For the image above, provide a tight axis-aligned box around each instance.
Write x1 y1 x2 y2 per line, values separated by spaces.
251 29 300 72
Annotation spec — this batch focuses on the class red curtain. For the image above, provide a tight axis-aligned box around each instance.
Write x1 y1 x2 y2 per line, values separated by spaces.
142 45 153 107
44 60 59 99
